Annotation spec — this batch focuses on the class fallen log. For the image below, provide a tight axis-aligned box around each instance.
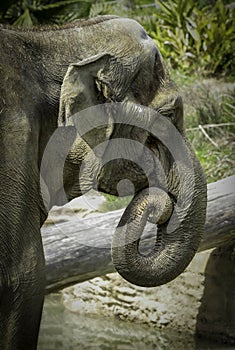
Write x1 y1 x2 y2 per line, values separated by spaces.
42 175 235 292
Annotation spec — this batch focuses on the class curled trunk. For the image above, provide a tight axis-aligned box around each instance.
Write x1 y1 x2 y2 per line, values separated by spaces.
112 147 207 287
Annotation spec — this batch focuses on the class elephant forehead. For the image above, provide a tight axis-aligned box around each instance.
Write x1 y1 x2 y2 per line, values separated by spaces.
102 17 156 54
72 17 157 62
111 18 148 40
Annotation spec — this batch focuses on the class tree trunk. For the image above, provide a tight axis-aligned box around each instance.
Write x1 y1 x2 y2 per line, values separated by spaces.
42 175 235 292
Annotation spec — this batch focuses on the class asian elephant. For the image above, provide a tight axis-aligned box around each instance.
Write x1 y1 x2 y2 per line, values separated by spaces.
0 15 207 349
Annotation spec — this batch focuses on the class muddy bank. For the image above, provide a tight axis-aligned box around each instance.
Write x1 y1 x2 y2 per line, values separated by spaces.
38 293 235 350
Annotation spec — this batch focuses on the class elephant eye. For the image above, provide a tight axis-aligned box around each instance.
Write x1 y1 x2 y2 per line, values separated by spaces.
157 106 169 117
167 112 175 120
140 28 148 40
133 91 141 101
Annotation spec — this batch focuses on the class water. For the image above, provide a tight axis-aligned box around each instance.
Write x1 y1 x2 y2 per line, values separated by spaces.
38 294 235 350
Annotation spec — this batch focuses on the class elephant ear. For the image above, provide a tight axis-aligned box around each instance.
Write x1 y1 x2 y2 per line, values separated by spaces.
58 53 110 126
58 53 138 126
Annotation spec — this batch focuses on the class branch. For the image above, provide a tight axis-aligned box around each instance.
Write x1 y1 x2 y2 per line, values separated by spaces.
198 124 219 147
186 122 235 131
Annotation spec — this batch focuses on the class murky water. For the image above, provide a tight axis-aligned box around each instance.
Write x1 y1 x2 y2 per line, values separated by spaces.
38 294 235 350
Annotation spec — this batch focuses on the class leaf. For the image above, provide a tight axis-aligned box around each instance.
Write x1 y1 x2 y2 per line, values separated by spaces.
186 16 196 29
155 0 172 15
213 0 226 22
180 0 194 16
186 22 200 42
89 2 117 18
13 8 34 26
30 0 91 12
33 0 92 25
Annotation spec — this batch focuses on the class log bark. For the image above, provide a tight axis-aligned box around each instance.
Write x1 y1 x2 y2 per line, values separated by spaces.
42 175 235 292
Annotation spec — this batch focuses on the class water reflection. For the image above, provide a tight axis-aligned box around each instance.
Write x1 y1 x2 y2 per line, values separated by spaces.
38 294 235 350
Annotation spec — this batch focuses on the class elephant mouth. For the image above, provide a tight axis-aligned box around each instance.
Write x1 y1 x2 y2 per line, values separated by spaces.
96 136 169 197
96 158 154 196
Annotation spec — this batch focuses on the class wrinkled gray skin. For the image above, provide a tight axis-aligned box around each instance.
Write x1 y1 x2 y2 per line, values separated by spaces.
0 15 206 349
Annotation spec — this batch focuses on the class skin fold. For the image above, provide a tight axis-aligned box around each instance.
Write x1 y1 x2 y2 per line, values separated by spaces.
0 15 206 349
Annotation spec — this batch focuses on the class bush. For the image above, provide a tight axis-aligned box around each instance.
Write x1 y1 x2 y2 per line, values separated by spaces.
182 80 235 183
0 0 94 26
145 0 235 75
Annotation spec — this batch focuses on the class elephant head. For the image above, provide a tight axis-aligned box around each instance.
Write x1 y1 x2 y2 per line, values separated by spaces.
45 17 166 205
58 17 164 126
42 17 207 288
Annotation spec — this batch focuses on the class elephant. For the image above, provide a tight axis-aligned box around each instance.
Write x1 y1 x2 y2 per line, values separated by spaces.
0 15 207 349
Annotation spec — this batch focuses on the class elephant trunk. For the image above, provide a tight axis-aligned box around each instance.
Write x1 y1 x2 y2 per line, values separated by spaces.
111 154 207 287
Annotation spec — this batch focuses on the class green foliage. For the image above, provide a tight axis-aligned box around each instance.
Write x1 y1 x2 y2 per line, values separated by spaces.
193 140 235 183
146 0 235 75
183 82 235 127
184 81 235 183
0 0 93 26
99 194 132 212
189 134 234 183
